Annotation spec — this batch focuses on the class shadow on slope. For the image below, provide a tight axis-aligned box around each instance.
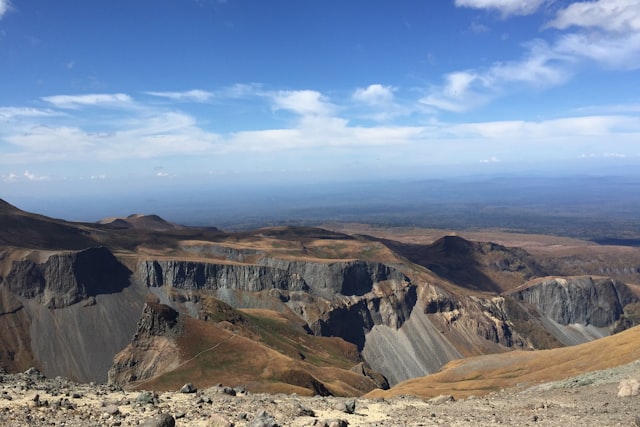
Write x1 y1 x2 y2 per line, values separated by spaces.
379 235 543 294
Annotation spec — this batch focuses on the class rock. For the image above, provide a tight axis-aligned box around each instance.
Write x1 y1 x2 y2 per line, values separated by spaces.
136 391 157 404
334 399 356 414
617 378 640 397
248 410 278 427
180 383 197 393
103 404 120 416
292 402 315 417
429 394 455 405
23 367 43 377
206 413 234 427
509 277 638 327
140 413 176 427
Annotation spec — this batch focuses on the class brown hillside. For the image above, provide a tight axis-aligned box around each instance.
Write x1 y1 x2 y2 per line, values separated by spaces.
366 324 640 400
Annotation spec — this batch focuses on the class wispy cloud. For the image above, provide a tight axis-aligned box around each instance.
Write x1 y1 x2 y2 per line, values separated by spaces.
0 0 11 20
547 0 640 33
454 0 547 17
145 89 214 102
480 156 500 163
42 93 133 109
2 172 17 183
422 41 571 112
24 170 50 181
426 0 640 112
0 107 61 121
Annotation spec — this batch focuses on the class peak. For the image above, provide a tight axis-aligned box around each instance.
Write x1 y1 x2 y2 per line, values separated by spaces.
430 235 474 253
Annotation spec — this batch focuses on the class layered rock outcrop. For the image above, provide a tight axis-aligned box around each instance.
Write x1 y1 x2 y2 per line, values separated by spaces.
137 258 416 351
4 247 130 308
509 276 638 327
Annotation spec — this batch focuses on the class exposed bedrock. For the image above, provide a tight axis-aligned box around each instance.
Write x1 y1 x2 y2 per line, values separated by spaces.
509 276 639 327
139 260 309 293
108 302 182 387
4 246 131 309
137 258 416 349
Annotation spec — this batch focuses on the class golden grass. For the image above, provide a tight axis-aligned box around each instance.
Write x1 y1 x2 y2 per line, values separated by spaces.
136 304 375 396
365 325 640 400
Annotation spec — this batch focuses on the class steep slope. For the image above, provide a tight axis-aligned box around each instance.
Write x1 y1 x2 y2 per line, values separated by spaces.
0 199 97 250
0 245 146 382
508 276 640 344
366 324 640 400
109 299 384 396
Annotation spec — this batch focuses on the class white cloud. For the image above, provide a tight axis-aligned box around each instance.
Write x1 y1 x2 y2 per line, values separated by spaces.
145 89 214 102
220 83 263 98
454 0 546 16
554 31 640 70
0 107 61 121
426 1 640 113
24 170 50 181
0 0 10 20
352 84 395 105
272 90 334 116
422 42 571 112
42 93 133 109
547 0 640 33
2 111 220 163
450 115 640 139
2 172 17 183
480 156 500 163
90 174 107 180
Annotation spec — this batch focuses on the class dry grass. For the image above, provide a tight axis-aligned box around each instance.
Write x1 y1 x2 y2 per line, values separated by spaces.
366 325 640 400
136 302 375 396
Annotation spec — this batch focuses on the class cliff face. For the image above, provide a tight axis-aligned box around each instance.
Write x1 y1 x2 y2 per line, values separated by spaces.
139 259 409 298
5 247 130 309
137 258 417 351
138 260 309 293
509 276 638 327
108 303 182 387
0 247 144 383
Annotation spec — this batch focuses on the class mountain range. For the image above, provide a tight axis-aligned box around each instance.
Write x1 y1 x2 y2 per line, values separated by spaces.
1 198 639 398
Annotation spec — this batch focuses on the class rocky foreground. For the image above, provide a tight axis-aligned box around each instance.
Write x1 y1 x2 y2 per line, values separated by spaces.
1 361 640 427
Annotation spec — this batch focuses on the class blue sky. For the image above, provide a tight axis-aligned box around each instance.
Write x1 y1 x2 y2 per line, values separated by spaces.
1 0 640 197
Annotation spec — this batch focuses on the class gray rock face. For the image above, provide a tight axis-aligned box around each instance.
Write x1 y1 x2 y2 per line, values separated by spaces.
139 259 409 298
509 276 638 327
5 247 130 309
257 259 409 298
139 260 309 293
137 258 416 351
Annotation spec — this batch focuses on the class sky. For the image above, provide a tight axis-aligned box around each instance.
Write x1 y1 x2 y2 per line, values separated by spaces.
1 0 640 207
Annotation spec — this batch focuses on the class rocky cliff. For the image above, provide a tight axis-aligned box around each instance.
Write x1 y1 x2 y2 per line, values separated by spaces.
510 276 638 327
136 258 416 351
108 302 182 387
0 247 144 382
4 247 130 308
508 276 640 344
